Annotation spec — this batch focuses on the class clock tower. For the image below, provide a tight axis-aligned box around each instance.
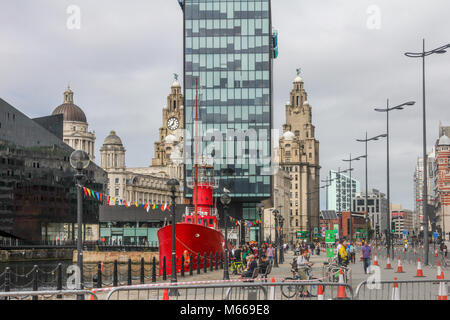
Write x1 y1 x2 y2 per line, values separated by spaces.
152 75 184 167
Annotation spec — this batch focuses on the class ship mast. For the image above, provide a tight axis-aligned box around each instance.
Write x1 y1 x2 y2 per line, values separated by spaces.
194 77 199 224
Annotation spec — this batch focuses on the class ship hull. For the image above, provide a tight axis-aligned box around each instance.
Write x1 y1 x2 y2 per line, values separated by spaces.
157 223 224 275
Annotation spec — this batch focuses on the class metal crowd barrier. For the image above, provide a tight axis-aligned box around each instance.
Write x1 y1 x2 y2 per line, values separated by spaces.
0 289 98 300
104 281 354 301
354 279 449 300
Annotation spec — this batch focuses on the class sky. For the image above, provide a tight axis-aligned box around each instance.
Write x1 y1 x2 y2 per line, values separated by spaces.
1 0 449 211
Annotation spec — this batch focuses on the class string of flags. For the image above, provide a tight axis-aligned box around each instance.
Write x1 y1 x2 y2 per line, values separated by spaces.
229 216 262 227
82 187 171 213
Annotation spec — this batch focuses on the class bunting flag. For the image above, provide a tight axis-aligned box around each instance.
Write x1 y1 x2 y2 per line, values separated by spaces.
83 187 88 196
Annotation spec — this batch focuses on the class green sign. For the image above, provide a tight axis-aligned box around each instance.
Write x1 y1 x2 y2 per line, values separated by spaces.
296 231 309 239
327 248 335 258
325 230 335 243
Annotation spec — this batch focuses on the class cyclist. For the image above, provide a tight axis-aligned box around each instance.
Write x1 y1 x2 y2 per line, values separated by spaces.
296 249 315 297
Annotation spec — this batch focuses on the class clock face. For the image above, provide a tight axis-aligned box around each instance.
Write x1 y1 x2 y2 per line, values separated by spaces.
167 117 179 131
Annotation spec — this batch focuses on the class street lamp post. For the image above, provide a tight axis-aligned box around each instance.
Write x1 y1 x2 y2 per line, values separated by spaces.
343 154 366 242
220 193 231 280
279 217 284 263
356 133 387 242
167 178 180 296
272 209 279 267
256 203 264 251
405 40 450 265
375 100 416 258
69 150 90 300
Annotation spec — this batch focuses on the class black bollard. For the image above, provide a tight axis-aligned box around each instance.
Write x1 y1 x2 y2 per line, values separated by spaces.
152 257 156 283
56 263 62 299
127 259 132 285
140 258 145 284
220 252 224 269
32 265 38 301
204 252 207 273
197 253 201 275
181 255 185 278
162 256 167 280
113 260 118 287
189 254 193 276
210 252 213 271
214 252 218 271
97 262 103 288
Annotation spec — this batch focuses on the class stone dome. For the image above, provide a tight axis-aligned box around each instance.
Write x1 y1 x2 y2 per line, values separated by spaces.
283 131 295 141
439 134 450 146
103 130 123 146
294 76 303 83
172 80 181 87
52 86 87 123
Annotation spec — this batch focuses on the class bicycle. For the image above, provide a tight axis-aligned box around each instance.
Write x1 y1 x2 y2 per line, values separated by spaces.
281 262 322 299
229 259 245 275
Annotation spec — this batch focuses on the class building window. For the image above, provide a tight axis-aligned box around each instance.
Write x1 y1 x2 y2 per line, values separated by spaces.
115 178 119 184
115 189 119 196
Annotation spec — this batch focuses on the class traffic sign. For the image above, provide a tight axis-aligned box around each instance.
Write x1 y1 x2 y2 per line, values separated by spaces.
327 248 334 258
325 230 335 244
433 232 439 239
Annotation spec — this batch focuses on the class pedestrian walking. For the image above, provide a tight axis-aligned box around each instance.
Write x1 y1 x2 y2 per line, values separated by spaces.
361 240 372 274
266 244 274 263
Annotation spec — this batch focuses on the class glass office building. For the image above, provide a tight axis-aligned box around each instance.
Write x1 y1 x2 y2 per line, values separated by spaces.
183 0 273 222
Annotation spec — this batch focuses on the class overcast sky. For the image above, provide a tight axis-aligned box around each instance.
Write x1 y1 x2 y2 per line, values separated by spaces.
1 0 449 211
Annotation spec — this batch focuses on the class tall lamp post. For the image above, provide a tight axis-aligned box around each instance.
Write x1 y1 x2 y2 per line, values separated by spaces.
356 133 387 242
69 150 90 300
167 178 180 296
375 100 416 258
220 192 231 280
342 154 366 242
272 209 280 267
279 216 284 263
405 40 449 265
256 203 264 250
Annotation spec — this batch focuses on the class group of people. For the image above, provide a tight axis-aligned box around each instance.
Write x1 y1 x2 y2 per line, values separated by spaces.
230 242 273 279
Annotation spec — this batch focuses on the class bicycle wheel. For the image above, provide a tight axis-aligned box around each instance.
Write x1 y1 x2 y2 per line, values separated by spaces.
281 277 299 299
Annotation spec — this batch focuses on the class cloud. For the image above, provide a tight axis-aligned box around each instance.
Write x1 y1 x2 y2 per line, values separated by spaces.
0 0 449 211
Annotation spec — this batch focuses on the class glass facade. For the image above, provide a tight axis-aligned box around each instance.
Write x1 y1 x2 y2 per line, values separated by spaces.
183 0 273 200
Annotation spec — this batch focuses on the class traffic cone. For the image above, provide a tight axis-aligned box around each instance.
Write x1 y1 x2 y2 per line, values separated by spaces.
437 261 443 280
335 268 348 300
414 258 424 277
373 253 379 266
317 285 324 300
391 278 400 300
395 256 405 273
435 249 438 257
162 289 169 300
90 290 96 300
385 254 392 269
438 281 448 300
269 277 276 300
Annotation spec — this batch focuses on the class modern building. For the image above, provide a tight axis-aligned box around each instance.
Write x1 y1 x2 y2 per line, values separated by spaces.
434 133 450 240
0 97 106 241
391 204 414 238
181 0 274 226
326 170 361 213
352 188 389 235
279 73 320 241
52 86 96 161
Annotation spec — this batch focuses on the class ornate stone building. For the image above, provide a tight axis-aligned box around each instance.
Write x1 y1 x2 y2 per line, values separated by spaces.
278 73 320 242
52 86 96 161
100 78 185 206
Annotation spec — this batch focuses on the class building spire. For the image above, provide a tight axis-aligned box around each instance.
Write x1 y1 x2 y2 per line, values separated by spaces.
64 85 74 104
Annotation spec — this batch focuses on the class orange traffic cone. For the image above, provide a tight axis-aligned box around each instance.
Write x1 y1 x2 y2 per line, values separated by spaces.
90 289 96 300
438 281 448 300
162 289 169 300
435 249 438 257
269 277 276 300
317 285 324 300
391 278 400 300
335 268 348 300
395 256 405 273
373 253 379 266
415 258 424 277
385 254 392 269
437 261 443 280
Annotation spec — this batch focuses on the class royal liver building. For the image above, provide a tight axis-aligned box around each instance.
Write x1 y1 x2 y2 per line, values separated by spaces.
279 72 320 242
